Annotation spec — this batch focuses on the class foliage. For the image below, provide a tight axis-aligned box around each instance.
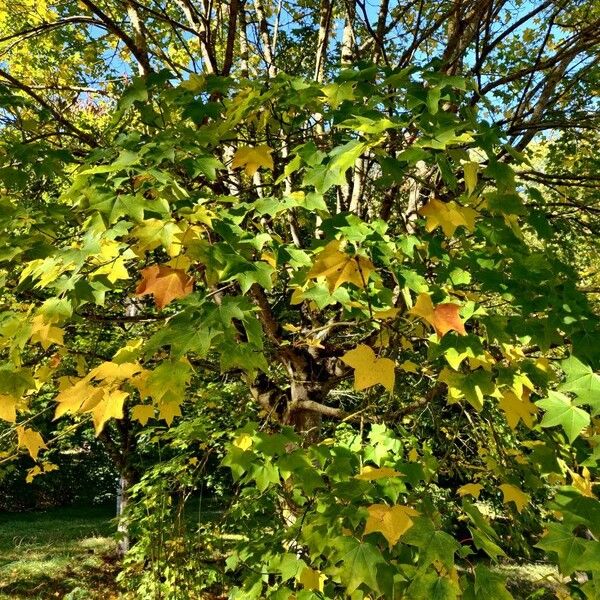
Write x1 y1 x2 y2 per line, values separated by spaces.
0 0 600 598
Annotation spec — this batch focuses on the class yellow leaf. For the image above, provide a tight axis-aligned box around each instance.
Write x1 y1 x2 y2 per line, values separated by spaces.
341 344 395 392
231 145 274 177
409 293 466 338
499 483 529 513
364 504 419 547
91 388 129 435
457 483 483 499
16 426 47 460
131 404 155 426
307 240 374 291
159 401 181 425
89 361 143 383
419 198 478 237
355 466 401 480
463 162 478 195
54 377 103 419
497 389 537 430
373 308 399 320
399 360 419 373
568 467 595 498
233 433 253 451
0 394 17 423
298 567 326 592
29 315 64 350
26 465 42 483
408 448 419 462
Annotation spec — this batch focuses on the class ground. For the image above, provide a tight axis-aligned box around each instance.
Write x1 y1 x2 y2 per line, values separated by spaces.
0 505 119 599
0 504 567 599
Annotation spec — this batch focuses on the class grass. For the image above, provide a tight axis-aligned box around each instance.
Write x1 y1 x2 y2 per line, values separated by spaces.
0 505 119 599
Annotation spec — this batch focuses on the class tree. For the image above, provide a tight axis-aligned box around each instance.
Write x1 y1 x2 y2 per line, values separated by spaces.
1 0 600 597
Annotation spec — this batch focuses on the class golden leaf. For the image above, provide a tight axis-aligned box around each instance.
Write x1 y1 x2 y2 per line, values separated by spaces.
131 404 155 426
499 483 529 513
497 389 537 430
457 483 483 499
91 388 129 435
298 567 326 592
364 504 419 547
355 466 401 480
419 198 478 237
0 394 17 423
158 401 181 425
135 264 194 309
16 426 47 460
307 240 374 291
29 315 64 350
410 293 466 338
231 145 274 177
341 344 395 392
233 433 253 451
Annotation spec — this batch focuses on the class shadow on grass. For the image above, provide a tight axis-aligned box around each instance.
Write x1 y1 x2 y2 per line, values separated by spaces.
0 505 119 599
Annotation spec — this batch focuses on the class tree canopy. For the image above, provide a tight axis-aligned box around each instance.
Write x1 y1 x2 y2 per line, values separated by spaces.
1 0 600 597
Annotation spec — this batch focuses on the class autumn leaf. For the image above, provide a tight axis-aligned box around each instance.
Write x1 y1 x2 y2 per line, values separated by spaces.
457 483 483 499
135 264 194 309
341 344 395 392
499 483 529 513
29 315 64 350
419 198 478 237
231 145 274 176
158 401 181 425
233 433 253 451
298 567 326 592
308 240 374 291
0 395 17 423
355 466 402 480
364 504 419 547
410 293 467 338
90 388 129 435
131 404 155 426
16 426 46 460
497 389 537 430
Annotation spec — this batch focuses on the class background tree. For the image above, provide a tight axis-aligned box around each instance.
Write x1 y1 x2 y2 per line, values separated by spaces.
0 0 599 597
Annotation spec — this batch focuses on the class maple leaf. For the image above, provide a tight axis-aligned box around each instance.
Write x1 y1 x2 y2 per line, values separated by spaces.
419 198 478 237
355 466 402 480
135 264 194 309
0 394 16 423
16 426 46 459
231 145 274 176
364 504 419 547
29 315 64 350
497 389 537 430
131 404 155 425
91 388 129 435
298 567 326 592
308 240 374 291
410 293 467 338
158 401 181 425
233 433 253 451
457 483 483 499
341 344 395 392
499 483 529 513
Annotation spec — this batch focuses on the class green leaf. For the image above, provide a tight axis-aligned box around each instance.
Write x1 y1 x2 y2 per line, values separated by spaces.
560 355 600 415
330 538 386 595
402 517 460 570
535 523 589 575
536 391 590 443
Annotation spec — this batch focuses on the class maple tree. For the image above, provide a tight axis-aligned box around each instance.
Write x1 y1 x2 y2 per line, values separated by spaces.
1 0 600 598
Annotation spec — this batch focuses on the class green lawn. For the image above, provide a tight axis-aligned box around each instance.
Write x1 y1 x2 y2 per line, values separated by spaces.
0 505 119 599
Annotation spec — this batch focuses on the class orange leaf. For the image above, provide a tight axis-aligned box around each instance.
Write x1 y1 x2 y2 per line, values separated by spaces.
135 265 194 309
409 293 466 338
